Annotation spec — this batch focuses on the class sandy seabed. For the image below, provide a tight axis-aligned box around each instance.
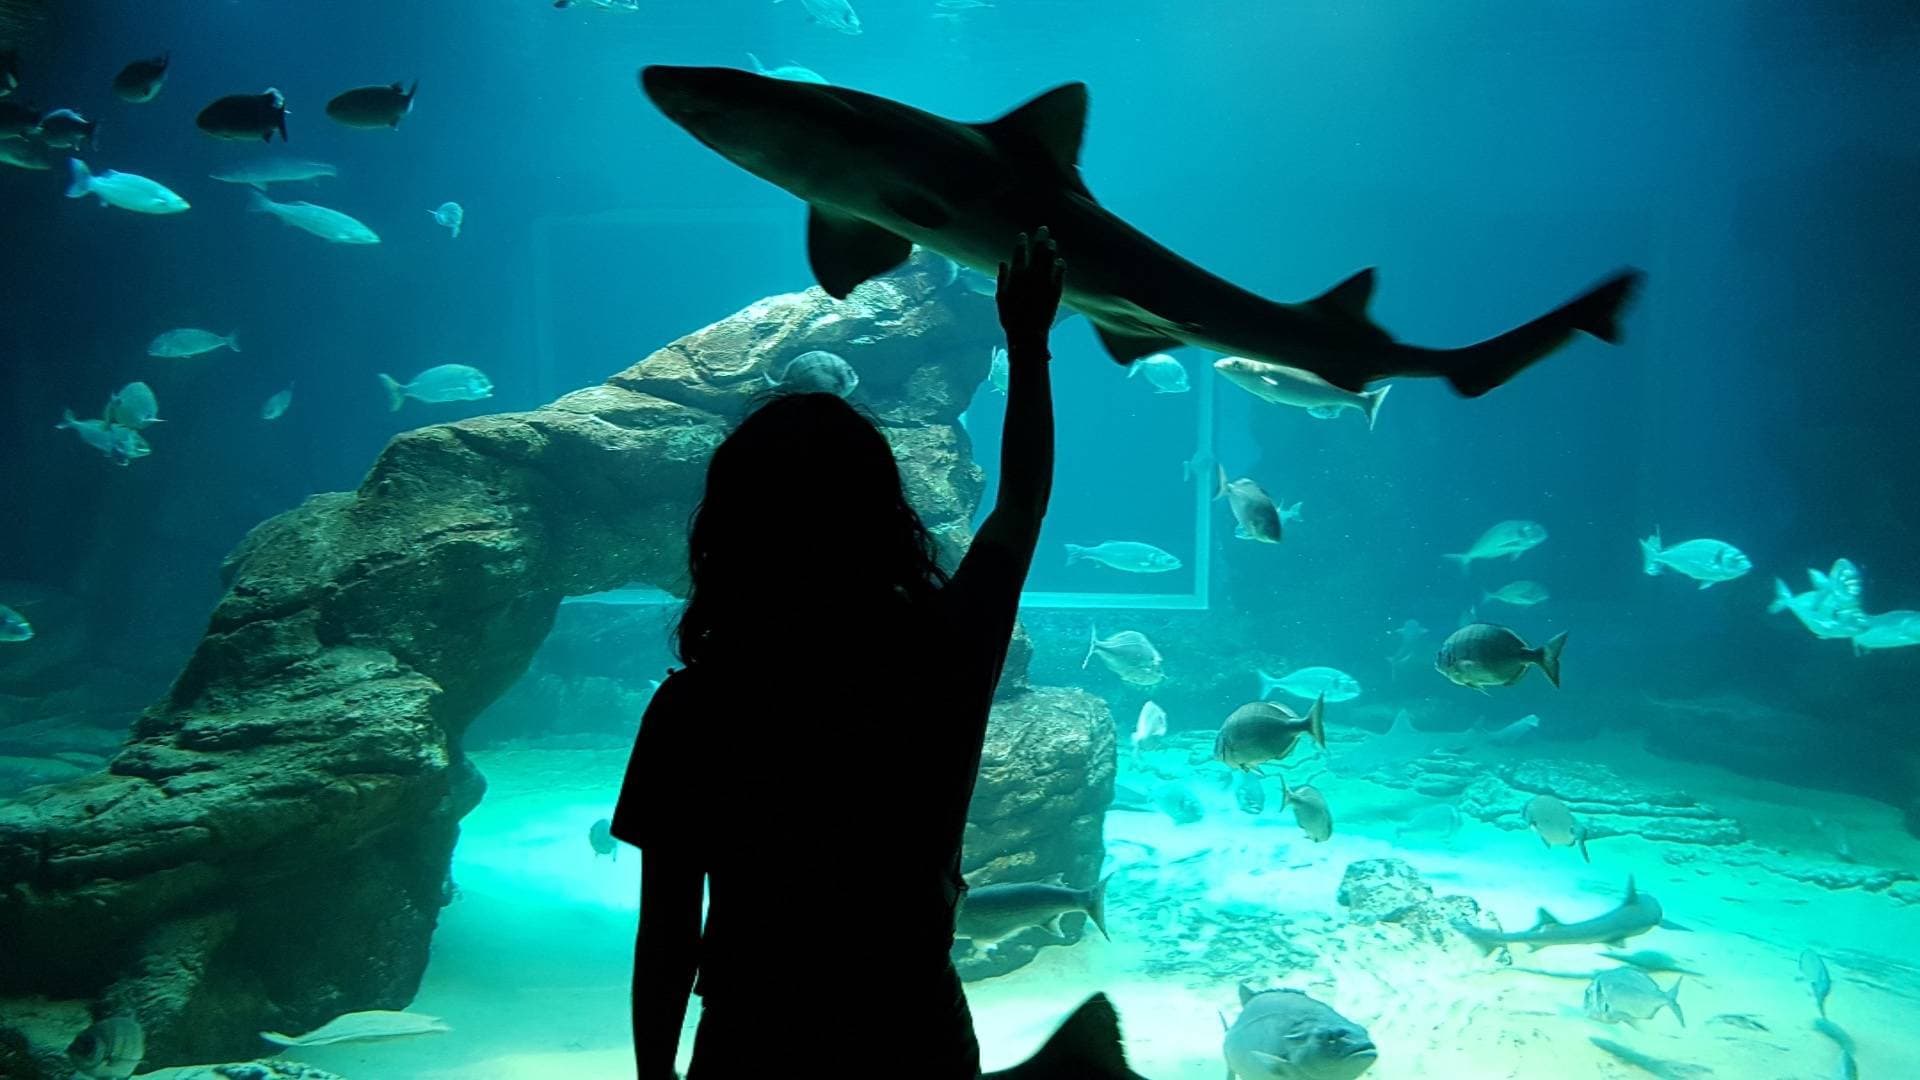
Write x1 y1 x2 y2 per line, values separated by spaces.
274 741 1920 1079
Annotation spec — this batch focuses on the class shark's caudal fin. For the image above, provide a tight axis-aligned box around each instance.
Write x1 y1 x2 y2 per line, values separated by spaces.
1664 978 1686 1028
1082 874 1113 941
1430 269 1644 398
1092 321 1184 365
984 993 1142 1080
1360 383 1391 430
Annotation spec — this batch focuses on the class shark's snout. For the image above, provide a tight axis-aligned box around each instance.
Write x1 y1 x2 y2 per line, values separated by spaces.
640 64 764 127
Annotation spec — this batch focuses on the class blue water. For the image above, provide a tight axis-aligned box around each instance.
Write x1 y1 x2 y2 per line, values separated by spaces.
2 2 1919 1076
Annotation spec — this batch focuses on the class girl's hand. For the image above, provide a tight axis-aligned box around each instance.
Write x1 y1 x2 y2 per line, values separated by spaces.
996 227 1065 349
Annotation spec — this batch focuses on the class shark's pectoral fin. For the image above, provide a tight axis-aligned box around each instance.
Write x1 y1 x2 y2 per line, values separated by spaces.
1092 320 1183 366
807 206 912 299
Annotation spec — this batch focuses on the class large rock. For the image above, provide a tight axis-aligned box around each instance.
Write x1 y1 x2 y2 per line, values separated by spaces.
956 686 1114 980
1335 857 1483 953
0 253 1041 1071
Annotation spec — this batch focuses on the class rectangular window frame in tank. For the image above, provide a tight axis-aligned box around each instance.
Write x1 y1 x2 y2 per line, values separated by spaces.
542 208 1215 613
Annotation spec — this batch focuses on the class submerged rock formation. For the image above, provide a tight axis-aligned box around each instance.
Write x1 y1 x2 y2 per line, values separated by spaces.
1336 857 1484 954
0 254 1102 1071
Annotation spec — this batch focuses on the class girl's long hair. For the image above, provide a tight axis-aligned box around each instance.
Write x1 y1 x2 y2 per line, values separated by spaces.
673 392 949 667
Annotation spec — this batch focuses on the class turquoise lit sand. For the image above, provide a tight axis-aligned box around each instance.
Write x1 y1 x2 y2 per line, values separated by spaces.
273 742 1920 1079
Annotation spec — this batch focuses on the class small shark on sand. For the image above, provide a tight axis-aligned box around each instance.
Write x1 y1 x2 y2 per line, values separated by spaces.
640 66 1642 397
1456 877 1687 954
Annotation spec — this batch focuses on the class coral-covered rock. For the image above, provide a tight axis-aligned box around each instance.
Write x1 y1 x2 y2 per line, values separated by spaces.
956 686 1114 980
1336 858 1484 953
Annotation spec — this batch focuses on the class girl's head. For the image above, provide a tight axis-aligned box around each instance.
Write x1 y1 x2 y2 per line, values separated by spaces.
673 392 947 665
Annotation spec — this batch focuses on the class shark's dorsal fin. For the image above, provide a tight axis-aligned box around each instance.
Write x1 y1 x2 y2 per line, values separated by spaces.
982 83 1089 172
1387 709 1415 736
1624 875 1638 903
1532 908 1561 929
1311 268 1377 320
807 207 912 299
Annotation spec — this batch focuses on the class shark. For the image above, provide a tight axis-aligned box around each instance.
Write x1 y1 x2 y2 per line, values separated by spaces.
640 66 1643 397
1455 877 1686 954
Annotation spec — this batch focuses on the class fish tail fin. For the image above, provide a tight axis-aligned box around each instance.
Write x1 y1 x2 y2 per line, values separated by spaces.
1081 622 1097 670
1768 578 1793 615
985 994 1135 1080
1431 269 1644 398
1362 383 1391 430
64 157 91 198
1256 669 1279 699
225 331 241 353
1536 631 1567 688
378 373 406 412
55 408 76 430
1283 501 1302 522
1213 464 1227 501
1665 978 1685 1028
1065 543 1086 566
1640 528 1662 575
746 52 766 73
1306 694 1326 748
1577 828 1591 863
1442 553 1471 574
1279 774 1294 809
246 190 273 213
1084 873 1112 941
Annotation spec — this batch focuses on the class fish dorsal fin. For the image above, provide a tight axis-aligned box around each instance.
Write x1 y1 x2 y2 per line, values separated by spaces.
981 83 1089 173
1388 709 1414 736
1532 908 1561 929
1624 876 1638 903
1310 268 1377 320
807 206 911 299
1237 980 1257 1007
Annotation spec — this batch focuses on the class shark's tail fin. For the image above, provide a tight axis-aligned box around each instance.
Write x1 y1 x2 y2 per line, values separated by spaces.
1451 919 1503 956
1361 383 1391 430
984 993 1139 1080
1431 270 1644 398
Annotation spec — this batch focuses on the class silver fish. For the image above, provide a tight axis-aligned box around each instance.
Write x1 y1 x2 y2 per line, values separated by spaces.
261 385 295 420
782 0 862 35
1127 352 1189 393
1082 625 1163 686
1851 610 1920 655
209 157 338 190
765 349 858 398
1258 666 1360 704
65 159 188 214
1483 580 1550 607
1131 700 1167 754
588 817 616 859
1585 968 1684 1027
987 345 1009 394
379 364 493 410
67 1015 144 1080
1396 802 1462 842
1215 466 1282 543
0 604 31 643
56 411 149 464
430 200 464 237
1443 519 1547 572
1799 948 1831 1018
1280 777 1333 841
1233 771 1266 815
1214 355 1391 429
104 381 161 429
1222 984 1377 1080
148 327 238 358
248 191 379 243
745 53 829 85
1639 529 1751 588
1522 794 1590 861
1065 540 1181 574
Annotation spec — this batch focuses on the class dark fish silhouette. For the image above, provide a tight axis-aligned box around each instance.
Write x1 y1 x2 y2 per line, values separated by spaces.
112 53 169 102
197 88 288 142
326 80 418 129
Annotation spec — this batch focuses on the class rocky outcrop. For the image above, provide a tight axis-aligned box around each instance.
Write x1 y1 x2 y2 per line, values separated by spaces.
957 687 1115 980
1368 752 1746 847
0 252 1060 1071
1336 858 1485 953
